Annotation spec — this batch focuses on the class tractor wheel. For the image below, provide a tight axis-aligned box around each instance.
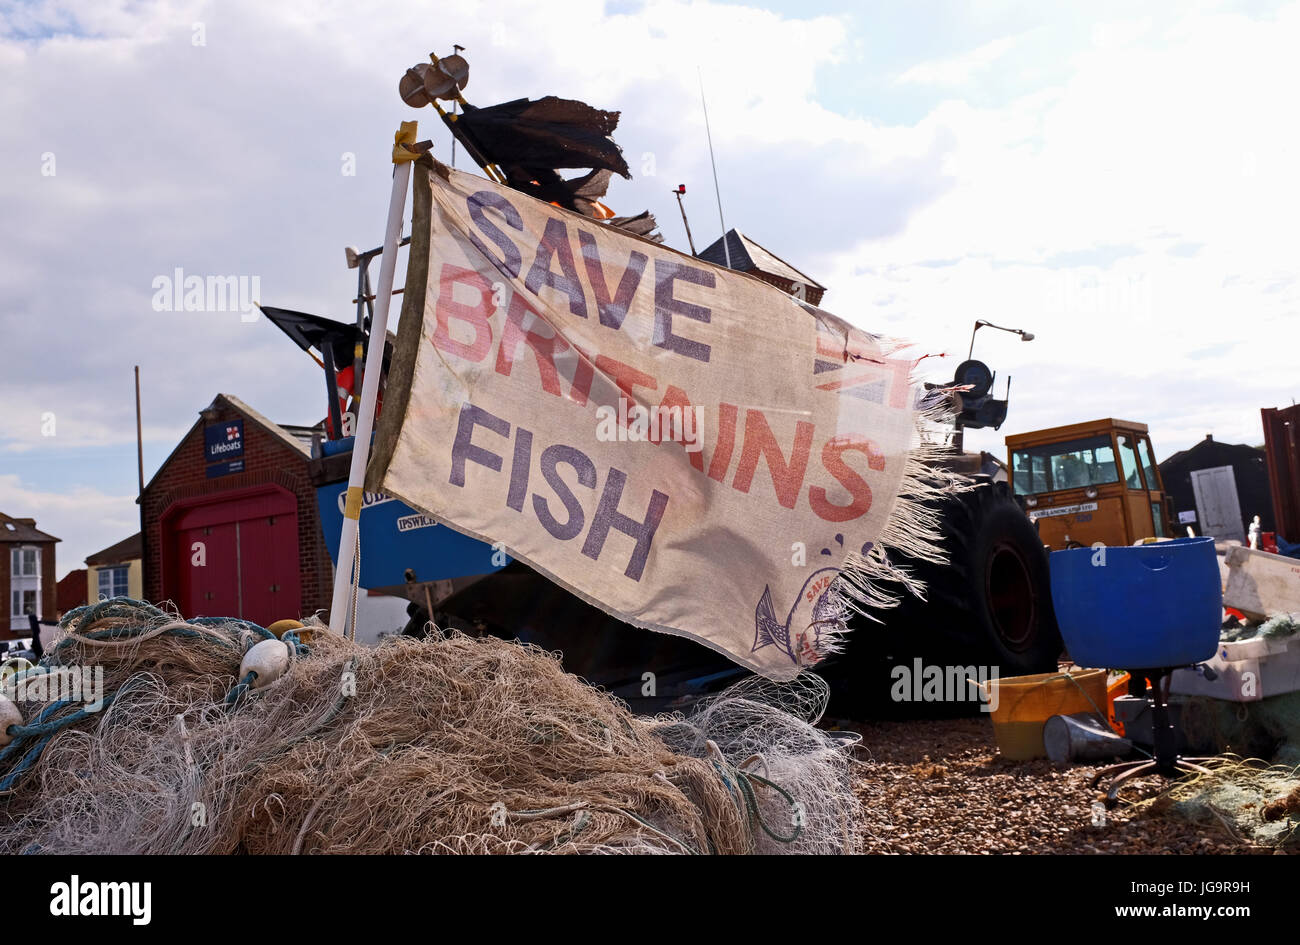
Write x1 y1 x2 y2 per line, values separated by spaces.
821 478 1062 718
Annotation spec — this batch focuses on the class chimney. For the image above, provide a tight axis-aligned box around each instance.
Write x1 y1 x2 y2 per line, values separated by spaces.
1205 434 1213 442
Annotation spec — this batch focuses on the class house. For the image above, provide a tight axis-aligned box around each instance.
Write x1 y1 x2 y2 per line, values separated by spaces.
86 533 144 603
140 393 334 626
0 513 59 637
697 229 827 307
57 569 88 615
1159 434 1272 542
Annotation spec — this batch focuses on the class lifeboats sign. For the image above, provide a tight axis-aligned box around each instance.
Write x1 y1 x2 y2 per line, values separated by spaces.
204 420 243 462
368 156 923 679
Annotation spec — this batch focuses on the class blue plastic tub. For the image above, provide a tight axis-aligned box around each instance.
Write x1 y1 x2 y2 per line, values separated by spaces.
1049 537 1222 669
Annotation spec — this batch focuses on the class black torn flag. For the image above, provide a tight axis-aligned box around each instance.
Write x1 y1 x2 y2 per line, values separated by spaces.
455 96 631 179
449 94 660 240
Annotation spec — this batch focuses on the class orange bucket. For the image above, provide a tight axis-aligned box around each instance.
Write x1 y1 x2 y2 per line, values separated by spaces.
981 669 1109 760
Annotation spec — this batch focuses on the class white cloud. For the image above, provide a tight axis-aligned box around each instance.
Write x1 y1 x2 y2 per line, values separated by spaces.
1 0 1299 564
0 474 138 582
896 35 1020 86
815 6 1300 458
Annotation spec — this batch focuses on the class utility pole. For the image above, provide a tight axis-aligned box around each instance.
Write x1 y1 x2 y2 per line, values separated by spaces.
134 365 144 494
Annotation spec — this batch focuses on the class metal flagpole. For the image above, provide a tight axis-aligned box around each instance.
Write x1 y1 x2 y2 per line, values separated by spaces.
328 121 421 636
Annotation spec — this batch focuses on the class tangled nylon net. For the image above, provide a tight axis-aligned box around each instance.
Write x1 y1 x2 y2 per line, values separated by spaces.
1150 756 1300 849
0 599 859 854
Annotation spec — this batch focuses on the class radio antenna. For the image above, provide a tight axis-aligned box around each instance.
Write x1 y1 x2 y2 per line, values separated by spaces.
698 69 731 269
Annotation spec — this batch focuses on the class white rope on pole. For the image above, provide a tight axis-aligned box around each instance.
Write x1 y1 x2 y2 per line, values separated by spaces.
328 130 416 635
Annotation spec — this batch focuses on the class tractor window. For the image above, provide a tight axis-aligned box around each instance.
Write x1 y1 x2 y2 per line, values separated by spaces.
1012 453 1050 494
1136 437 1160 492
1151 500 1166 537
1011 435 1118 495
1116 433 1144 490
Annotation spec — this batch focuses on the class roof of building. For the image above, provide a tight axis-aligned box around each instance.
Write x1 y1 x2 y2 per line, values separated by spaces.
221 394 314 458
142 393 314 496
85 532 143 567
0 513 60 544
1160 434 1265 471
697 229 826 290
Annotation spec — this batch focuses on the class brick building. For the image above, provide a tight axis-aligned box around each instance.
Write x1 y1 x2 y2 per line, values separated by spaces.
140 393 333 625
56 569 88 615
0 512 59 637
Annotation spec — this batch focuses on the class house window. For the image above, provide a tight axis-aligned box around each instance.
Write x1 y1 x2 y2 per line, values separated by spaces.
97 566 130 601
10 589 36 617
10 547 38 576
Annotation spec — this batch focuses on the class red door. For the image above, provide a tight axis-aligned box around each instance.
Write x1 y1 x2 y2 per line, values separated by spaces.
164 486 301 626
236 512 301 626
177 521 240 618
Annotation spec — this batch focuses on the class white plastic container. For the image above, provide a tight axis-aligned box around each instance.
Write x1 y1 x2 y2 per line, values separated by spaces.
1170 625 1300 703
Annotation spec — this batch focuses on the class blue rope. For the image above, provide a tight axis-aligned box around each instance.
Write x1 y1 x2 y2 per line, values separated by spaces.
193 616 275 641
0 689 126 792
281 630 309 656
0 736 53 792
710 760 803 845
71 598 167 636
224 671 258 709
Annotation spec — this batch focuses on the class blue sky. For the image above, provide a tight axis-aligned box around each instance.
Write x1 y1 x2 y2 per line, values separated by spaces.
2 0 1298 577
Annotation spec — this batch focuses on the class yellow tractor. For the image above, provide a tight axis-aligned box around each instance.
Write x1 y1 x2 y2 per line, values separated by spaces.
1006 419 1175 550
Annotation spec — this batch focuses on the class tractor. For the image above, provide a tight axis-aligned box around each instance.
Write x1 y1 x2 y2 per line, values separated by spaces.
1006 419 1174 550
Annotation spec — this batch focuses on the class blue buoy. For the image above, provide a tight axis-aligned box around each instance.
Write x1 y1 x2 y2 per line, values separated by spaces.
1049 537 1222 669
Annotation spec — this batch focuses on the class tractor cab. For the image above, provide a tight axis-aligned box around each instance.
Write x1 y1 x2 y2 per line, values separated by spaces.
1006 419 1173 550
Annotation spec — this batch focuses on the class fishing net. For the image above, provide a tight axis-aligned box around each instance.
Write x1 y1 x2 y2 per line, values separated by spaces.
1219 613 1298 643
1180 691 1300 762
0 599 859 855
1150 756 1300 849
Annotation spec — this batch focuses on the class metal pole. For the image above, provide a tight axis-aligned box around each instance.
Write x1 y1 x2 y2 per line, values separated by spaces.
451 44 464 168
967 321 983 360
134 365 144 495
329 141 414 636
674 189 697 255
322 342 343 439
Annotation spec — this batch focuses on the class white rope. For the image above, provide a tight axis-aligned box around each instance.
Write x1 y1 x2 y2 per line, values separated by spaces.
347 526 362 642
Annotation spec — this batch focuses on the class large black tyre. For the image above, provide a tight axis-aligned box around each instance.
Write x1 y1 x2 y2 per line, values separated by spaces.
820 478 1062 718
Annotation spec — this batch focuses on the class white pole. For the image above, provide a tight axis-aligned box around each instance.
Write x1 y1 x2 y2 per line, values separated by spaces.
329 138 414 635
